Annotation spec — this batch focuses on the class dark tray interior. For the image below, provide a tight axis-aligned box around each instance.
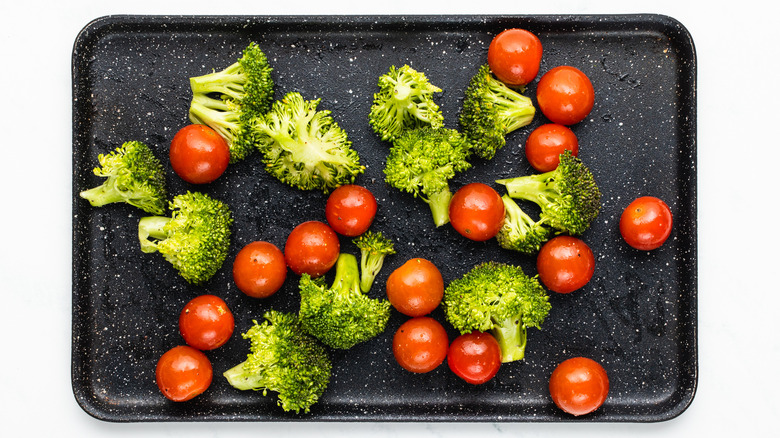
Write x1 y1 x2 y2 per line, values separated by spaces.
72 14 697 422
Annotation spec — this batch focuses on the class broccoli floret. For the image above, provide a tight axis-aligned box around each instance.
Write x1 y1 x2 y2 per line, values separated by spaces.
383 127 471 227
79 141 167 215
442 262 551 363
368 64 444 142
255 92 365 193
459 64 536 160
496 150 601 235
496 195 552 255
223 310 331 414
353 231 396 293
298 253 391 349
138 192 232 285
188 42 274 162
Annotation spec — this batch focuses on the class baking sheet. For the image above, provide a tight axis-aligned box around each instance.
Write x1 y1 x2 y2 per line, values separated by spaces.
72 14 697 422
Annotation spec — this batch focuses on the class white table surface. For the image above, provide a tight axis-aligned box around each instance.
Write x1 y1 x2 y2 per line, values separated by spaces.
2 0 777 436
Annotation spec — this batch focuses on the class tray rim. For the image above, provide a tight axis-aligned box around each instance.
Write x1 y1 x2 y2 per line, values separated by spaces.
71 13 698 423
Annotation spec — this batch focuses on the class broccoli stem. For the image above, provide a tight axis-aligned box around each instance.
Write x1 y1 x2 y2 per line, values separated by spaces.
424 187 452 227
491 315 528 363
359 252 384 293
332 253 361 293
223 361 266 391
497 173 552 202
189 68 244 101
79 181 125 207
137 216 172 253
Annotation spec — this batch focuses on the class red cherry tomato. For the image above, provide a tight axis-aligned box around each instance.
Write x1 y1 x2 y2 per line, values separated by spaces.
284 221 340 278
549 357 609 416
619 196 673 250
536 66 595 125
179 295 235 350
233 241 287 298
325 184 378 236
392 317 449 374
525 124 579 172
449 183 505 241
386 258 444 317
487 28 543 87
169 124 230 184
447 331 502 385
537 236 595 294
155 345 213 402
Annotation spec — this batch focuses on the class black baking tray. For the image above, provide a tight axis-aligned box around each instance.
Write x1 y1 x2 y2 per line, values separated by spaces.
72 14 697 422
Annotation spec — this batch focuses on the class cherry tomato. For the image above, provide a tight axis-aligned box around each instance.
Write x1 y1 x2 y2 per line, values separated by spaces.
155 345 213 402
386 258 444 317
525 124 579 172
537 236 595 294
487 28 543 87
447 331 502 385
284 221 340 278
536 66 595 125
233 241 287 298
549 357 609 416
325 184 378 236
619 196 673 251
392 317 449 374
179 295 235 350
449 183 505 241
169 124 230 184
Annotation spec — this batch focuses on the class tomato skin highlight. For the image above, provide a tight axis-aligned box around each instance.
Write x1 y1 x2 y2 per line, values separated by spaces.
169 124 230 184
284 221 340 278
449 183 505 241
386 258 444 317
447 331 502 385
325 184 378 236
392 317 449 374
525 123 579 172
179 295 235 350
536 66 595 125
233 241 287 298
487 28 543 87
537 236 595 294
619 196 673 250
549 357 609 416
155 345 213 402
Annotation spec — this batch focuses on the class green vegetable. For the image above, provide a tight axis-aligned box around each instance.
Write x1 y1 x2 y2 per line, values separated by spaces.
459 64 535 160
188 42 274 162
442 262 551 363
138 192 232 285
368 64 444 142
496 194 552 255
353 231 396 293
79 141 167 215
496 150 601 235
298 253 391 349
255 91 365 193
383 127 471 227
223 311 331 414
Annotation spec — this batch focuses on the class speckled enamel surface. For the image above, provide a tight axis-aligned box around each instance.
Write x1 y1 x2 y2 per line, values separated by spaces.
71 14 697 422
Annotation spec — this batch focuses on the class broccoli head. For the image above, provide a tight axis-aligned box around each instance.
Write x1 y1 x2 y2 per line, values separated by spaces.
138 191 232 285
496 194 552 255
223 310 332 414
79 141 167 215
442 261 551 363
188 42 274 162
298 253 391 349
368 64 444 142
255 92 365 193
459 64 536 160
383 127 471 227
496 150 601 235
353 231 396 293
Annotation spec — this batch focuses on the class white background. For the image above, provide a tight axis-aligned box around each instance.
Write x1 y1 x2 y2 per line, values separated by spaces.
1 0 777 436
